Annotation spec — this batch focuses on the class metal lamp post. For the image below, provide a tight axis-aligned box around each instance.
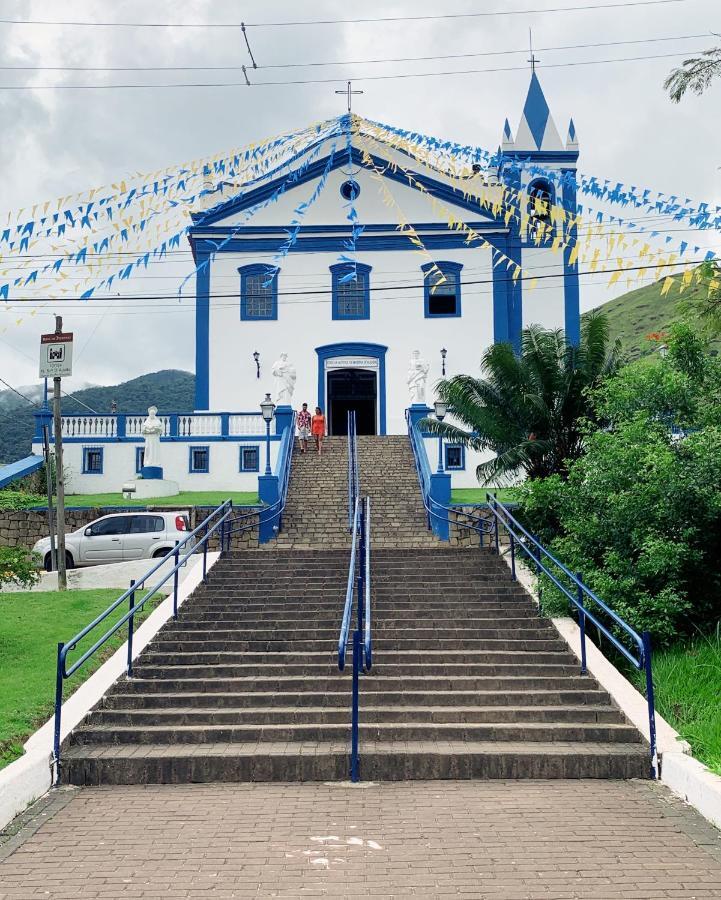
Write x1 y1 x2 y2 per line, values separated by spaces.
440 347 447 377
434 399 448 473
260 392 276 476
253 350 260 378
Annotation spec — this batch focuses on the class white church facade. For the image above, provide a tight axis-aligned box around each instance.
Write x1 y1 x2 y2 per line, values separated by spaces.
34 73 580 496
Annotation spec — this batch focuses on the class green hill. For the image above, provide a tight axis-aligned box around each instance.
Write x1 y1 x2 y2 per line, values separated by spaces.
0 370 194 465
592 276 714 361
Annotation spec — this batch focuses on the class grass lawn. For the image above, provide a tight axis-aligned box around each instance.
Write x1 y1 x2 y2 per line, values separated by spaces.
632 631 721 775
451 487 519 505
0 588 157 769
28 491 259 509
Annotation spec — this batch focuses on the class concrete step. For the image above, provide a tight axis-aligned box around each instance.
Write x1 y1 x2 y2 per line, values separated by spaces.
62 741 649 785
105 688 614 708
70 720 643 745
89 705 625 727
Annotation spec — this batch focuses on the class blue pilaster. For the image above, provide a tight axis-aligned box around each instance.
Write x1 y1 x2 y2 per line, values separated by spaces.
429 472 451 541
274 405 294 436
33 404 52 441
258 473 280 544
506 164 523 354
408 404 431 430
562 168 581 346
491 237 510 344
195 251 210 410
116 414 127 438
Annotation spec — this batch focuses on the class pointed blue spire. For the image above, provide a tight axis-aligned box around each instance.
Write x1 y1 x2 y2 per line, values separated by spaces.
515 72 562 152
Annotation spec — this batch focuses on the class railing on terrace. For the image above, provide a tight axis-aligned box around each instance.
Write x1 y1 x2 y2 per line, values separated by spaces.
404 409 658 779
337 494 372 782
47 411 267 440
52 500 242 783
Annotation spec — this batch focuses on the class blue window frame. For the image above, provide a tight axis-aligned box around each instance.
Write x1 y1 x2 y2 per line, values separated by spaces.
330 262 371 320
445 444 465 471
422 261 463 318
82 446 104 474
239 445 260 473
135 446 145 474
189 445 210 474
239 264 279 321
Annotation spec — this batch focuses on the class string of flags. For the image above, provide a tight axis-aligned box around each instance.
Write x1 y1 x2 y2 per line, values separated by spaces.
2 112 718 331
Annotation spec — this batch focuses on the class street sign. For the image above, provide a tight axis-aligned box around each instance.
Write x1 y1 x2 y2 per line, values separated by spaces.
39 332 73 378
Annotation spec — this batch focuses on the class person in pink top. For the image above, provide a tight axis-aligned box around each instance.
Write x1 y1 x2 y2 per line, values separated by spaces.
296 403 311 453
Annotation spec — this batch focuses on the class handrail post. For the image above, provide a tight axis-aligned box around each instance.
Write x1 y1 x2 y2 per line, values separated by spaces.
350 630 361 783
202 523 209 583
126 579 136 677
173 541 180 619
642 631 659 779
577 573 587 675
357 501 365 638
509 533 516 581
53 642 64 786
533 533 542 615
493 499 500 554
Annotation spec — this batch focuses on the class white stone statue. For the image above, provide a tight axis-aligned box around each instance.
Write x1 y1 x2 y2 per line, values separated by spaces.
272 352 296 405
140 406 163 467
407 350 430 404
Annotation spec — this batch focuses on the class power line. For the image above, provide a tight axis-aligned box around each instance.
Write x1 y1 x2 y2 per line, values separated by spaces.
0 2 687 30
0 49 703 90
0 376 40 407
2 258 706 308
0 33 707 72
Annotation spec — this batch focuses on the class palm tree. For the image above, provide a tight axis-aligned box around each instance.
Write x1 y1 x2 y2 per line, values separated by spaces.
664 47 721 103
421 312 622 483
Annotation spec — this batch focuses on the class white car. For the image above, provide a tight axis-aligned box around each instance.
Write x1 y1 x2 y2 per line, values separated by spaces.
33 511 192 571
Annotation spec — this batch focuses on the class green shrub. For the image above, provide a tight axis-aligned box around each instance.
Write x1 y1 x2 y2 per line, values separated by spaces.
0 490 45 511
0 546 40 590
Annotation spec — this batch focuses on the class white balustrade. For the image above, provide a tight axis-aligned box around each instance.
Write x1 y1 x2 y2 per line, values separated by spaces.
59 415 117 438
229 414 266 435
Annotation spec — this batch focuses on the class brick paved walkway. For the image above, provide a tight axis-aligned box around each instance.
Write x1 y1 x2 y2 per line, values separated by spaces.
1 781 720 899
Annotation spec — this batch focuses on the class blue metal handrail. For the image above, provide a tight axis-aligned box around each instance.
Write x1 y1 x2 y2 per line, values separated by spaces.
405 409 494 540
347 410 359 531
337 494 371 782
485 493 658 779
52 500 234 784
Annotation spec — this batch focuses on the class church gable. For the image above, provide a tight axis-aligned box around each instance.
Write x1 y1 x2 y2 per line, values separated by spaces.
189 140 507 238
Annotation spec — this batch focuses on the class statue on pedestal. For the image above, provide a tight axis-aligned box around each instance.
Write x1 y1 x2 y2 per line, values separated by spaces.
272 352 296 405
141 406 163 469
407 350 430 404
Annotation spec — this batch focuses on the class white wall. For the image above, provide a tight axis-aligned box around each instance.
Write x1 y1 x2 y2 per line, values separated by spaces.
203 149 569 436
31 439 274 494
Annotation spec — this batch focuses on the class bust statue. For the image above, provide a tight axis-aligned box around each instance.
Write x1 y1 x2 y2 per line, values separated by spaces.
140 406 163 468
272 352 296 405
407 350 430 404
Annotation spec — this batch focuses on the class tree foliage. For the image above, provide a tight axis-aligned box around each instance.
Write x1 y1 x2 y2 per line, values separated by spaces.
518 327 721 645
0 546 39 590
665 46 721 103
421 312 621 482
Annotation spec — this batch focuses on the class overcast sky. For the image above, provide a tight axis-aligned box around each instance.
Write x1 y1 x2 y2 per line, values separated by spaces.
1 0 720 391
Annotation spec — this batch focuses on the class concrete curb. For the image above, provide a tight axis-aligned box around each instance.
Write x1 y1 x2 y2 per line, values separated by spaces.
503 552 721 832
0 552 220 832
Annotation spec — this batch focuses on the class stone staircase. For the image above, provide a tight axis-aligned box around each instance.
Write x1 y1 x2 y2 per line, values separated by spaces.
61 546 648 784
272 434 440 549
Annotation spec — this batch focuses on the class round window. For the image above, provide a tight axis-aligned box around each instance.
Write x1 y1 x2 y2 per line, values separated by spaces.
340 180 360 201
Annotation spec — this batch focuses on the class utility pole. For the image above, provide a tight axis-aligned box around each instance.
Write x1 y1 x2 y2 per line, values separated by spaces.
52 315 67 591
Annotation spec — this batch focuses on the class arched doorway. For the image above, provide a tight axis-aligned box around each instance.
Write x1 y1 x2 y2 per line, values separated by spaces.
327 368 377 435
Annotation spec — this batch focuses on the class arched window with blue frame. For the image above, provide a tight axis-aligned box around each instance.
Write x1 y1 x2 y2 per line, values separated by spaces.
422 261 463 318
239 264 279 321
330 262 371 320
527 178 556 243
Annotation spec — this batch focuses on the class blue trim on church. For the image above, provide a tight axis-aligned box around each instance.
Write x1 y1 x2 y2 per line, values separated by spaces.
195 250 210 410
562 169 581 346
315 342 388 435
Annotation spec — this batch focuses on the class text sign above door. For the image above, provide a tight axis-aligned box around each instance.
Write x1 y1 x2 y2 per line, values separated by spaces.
324 356 379 371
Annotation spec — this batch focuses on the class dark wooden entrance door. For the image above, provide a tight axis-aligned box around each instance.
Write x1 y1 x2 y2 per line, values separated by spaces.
327 368 377 435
